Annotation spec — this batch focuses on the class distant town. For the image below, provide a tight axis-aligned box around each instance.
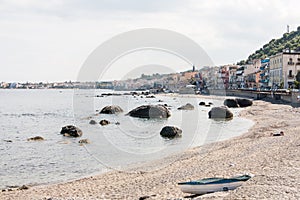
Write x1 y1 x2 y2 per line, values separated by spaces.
2 50 300 93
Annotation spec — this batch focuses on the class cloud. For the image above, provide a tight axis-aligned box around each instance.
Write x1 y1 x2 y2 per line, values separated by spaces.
0 0 300 81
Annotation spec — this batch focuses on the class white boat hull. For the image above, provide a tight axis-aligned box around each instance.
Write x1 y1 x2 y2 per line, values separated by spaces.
179 181 243 194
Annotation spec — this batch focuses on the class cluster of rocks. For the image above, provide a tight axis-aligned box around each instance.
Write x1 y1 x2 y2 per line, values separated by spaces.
58 98 253 142
207 98 253 119
224 98 253 108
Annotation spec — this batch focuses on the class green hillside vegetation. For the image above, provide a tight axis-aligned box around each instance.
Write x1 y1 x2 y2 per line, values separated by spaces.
238 26 300 65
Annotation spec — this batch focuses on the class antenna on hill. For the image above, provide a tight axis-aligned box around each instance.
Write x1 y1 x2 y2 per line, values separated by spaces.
287 25 290 33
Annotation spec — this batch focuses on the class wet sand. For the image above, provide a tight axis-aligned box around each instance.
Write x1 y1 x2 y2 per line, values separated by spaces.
1 100 300 200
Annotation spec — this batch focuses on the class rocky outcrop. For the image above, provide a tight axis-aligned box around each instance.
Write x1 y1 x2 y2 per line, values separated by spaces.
127 105 171 119
99 119 110 126
100 105 124 114
27 136 44 141
160 126 182 138
224 99 239 108
60 125 83 137
237 98 253 107
177 103 194 110
208 106 233 119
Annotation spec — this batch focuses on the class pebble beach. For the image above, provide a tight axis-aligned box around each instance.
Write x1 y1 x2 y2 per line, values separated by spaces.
1 99 300 200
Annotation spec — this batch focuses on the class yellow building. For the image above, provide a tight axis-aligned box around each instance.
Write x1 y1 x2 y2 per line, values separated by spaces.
269 52 300 88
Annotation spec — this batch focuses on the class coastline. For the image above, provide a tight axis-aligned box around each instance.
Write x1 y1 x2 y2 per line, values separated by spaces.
1 99 300 199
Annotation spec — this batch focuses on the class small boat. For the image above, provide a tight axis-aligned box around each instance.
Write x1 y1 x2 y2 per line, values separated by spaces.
178 174 251 195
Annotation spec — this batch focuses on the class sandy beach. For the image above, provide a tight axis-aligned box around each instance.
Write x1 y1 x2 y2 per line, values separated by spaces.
1 99 300 200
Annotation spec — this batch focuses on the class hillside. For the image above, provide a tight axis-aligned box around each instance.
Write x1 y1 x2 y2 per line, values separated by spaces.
238 26 300 65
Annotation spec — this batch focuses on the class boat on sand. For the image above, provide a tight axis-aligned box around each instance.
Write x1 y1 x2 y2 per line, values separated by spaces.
178 174 251 195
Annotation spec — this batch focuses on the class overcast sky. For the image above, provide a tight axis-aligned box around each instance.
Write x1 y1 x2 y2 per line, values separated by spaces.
1 0 299 82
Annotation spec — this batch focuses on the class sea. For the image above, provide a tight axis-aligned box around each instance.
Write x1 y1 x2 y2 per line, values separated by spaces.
0 89 254 189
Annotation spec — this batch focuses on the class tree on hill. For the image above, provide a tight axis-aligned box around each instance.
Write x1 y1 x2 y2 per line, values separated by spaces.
239 26 300 64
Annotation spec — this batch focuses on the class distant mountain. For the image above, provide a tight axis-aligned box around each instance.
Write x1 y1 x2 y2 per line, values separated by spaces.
237 26 300 65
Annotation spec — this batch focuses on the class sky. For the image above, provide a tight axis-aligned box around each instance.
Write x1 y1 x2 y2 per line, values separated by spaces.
0 0 300 82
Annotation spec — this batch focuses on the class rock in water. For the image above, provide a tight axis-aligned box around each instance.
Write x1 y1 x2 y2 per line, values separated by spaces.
27 136 44 141
208 106 233 119
60 125 83 137
89 120 97 125
127 105 171 119
100 105 123 114
177 103 194 110
99 119 110 126
236 98 253 107
224 99 239 108
199 101 206 106
78 139 90 144
160 126 182 138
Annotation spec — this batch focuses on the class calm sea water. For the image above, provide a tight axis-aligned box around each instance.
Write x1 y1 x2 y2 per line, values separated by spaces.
0 89 254 188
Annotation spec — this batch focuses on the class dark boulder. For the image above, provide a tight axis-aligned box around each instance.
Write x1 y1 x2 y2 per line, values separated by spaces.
127 105 171 119
236 98 253 107
178 103 194 110
160 126 182 138
208 106 233 119
99 119 110 126
27 136 44 141
100 105 123 114
199 101 206 106
224 99 239 108
60 125 83 137
89 120 97 125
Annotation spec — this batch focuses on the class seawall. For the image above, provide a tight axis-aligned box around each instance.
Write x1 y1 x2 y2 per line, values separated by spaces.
209 89 300 107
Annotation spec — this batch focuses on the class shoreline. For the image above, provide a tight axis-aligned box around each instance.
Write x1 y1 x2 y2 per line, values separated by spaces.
1 99 300 199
